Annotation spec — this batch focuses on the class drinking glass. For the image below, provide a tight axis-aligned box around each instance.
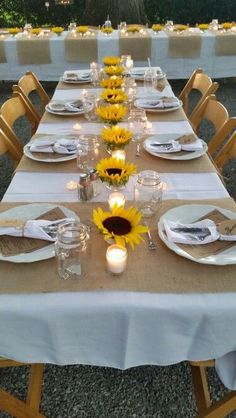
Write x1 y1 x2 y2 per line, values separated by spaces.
143 68 157 93
77 134 100 172
134 170 163 218
82 93 97 121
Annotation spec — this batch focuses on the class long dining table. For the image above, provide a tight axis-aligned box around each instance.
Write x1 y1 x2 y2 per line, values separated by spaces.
1 70 236 409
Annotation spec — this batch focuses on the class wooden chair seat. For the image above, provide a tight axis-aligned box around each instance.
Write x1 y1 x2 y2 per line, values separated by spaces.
0 358 45 418
179 69 219 118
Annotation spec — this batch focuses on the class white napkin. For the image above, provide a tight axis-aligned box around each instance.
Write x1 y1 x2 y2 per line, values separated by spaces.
147 136 203 153
48 100 83 113
137 97 180 109
163 219 219 245
63 71 90 81
29 138 77 154
0 218 74 242
181 137 203 151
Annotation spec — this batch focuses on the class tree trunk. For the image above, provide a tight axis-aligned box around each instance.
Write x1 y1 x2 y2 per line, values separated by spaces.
82 0 147 27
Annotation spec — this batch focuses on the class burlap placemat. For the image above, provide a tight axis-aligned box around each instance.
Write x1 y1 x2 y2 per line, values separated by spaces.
65 33 98 63
168 33 202 58
0 198 235 295
215 33 236 56
57 80 93 90
0 37 8 63
145 107 186 122
17 38 51 64
119 33 151 61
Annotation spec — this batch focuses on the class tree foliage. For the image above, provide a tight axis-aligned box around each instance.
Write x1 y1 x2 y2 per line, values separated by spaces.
0 0 235 27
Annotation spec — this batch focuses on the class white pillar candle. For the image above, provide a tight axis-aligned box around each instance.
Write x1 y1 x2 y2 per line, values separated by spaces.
106 245 127 275
108 192 125 210
111 149 126 162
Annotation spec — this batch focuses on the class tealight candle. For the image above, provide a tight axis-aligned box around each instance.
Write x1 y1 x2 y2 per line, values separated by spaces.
106 244 127 275
108 192 125 210
90 61 97 70
111 149 126 162
66 181 77 190
73 123 81 131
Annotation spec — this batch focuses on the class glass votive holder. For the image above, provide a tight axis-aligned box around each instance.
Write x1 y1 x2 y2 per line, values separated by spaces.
134 170 163 218
108 192 125 210
106 244 127 275
111 149 126 162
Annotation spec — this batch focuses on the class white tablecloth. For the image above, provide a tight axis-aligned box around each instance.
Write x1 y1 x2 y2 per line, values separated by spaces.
1 30 236 81
1 80 236 392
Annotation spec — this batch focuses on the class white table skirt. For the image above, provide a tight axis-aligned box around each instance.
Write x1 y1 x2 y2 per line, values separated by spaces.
1 30 236 81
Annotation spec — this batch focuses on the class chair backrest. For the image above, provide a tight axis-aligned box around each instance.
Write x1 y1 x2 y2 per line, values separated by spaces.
208 117 236 156
0 128 23 165
0 94 38 156
215 130 236 171
179 68 219 118
12 71 49 123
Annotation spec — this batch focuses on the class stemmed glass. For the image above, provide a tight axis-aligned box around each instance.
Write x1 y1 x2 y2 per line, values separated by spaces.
128 109 147 157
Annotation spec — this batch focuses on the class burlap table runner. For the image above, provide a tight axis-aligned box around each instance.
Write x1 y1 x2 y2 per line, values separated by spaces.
119 33 151 61
215 33 236 56
0 36 9 63
57 80 93 90
17 38 51 65
168 33 202 58
65 33 98 63
0 198 235 295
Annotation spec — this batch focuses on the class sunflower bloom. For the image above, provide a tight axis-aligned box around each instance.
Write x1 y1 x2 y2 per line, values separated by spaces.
101 88 128 104
100 77 123 89
77 26 89 34
104 65 124 76
96 104 127 124
197 23 209 31
101 27 114 34
93 205 148 249
103 56 121 66
101 126 132 149
152 24 164 32
96 157 136 186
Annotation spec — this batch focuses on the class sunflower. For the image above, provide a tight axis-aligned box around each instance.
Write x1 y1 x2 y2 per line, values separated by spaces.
152 24 164 32
126 25 141 33
100 76 123 89
31 28 42 35
96 104 127 125
103 56 121 66
93 205 148 248
51 26 64 35
104 65 124 76
77 26 89 34
101 126 132 150
96 157 136 187
197 23 209 31
8 27 20 35
101 88 128 104
101 27 114 34
222 22 233 30
174 24 188 31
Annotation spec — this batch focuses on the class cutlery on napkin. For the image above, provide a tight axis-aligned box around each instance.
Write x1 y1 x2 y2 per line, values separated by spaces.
29 138 78 154
48 100 83 113
148 134 203 153
137 96 180 109
163 218 236 245
63 71 90 81
0 218 75 242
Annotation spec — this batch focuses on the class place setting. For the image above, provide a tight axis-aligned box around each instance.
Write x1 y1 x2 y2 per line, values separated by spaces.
134 96 183 112
45 99 93 116
23 135 79 163
143 133 208 160
60 70 92 84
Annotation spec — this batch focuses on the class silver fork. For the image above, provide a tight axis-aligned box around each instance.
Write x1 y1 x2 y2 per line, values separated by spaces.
144 221 157 250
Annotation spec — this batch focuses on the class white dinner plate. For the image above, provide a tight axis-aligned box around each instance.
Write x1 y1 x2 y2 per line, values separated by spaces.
143 134 208 160
24 135 78 163
134 98 182 112
60 76 91 84
158 204 236 265
45 101 92 116
131 70 166 81
0 203 79 263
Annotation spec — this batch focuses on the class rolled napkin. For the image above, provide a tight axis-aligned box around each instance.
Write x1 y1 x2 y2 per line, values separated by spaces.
63 70 91 81
163 218 236 245
29 138 77 154
0 218 75 242
136 96 180 109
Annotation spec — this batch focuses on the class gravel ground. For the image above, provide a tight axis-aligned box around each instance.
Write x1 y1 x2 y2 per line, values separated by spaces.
0 79 235 418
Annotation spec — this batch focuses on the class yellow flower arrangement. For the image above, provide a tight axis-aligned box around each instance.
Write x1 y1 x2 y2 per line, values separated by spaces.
174 24 188 31
93 205 148 249
222 22 233 30
104 65 124 76
96 104 127 124
101 27 114 34
101 88 128 104
127 25 140 33
152 24 164 32
77 26 89 34
96 157 136 187
100 76 123 89
197 23 209 31
31 28 42 35
101 126 133 150
103 56 121 66
51 27 64 36
8 27 20 35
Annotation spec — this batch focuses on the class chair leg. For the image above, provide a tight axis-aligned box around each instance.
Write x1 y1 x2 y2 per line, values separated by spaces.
27 364 44 412
190 363 211 413
196 392 236 418
0 388 45 418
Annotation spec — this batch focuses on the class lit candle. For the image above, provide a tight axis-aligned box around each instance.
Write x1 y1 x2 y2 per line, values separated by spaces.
73 123 81 131
111 149 126 162
106 244 127 275
108 192 125 210
90 61 97 70
66 181 77 190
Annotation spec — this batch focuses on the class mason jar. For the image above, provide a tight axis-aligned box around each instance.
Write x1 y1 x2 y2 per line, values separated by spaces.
55 221 90 280
134 170 163 217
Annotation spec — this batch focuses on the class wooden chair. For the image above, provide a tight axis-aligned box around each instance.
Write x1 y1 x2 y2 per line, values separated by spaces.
0 94 38 151
208 117 236 157
215 130 236 172
189 95 229 158
190 360 236 418
0 128 23 166
0 358 45 418
179 69 219 118
12 71 49 126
